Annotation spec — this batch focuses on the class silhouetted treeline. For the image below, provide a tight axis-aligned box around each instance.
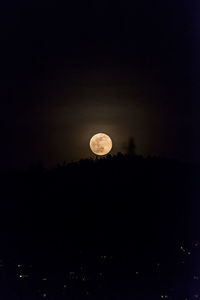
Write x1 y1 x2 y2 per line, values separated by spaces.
1 153 199 251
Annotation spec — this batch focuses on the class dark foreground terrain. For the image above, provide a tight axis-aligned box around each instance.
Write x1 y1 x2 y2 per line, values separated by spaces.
0 154 200 299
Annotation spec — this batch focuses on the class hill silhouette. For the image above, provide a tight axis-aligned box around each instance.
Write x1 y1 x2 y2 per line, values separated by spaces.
0 154 199 299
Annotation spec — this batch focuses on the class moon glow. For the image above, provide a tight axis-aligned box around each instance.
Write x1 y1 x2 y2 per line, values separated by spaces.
90 133 112 156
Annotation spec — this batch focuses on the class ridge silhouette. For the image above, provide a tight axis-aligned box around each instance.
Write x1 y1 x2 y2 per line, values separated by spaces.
0 153 199 299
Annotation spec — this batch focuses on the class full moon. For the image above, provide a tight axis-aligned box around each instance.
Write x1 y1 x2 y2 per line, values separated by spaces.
89 133 112 156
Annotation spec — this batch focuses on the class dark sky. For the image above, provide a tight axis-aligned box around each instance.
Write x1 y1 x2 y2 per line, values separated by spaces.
1 0 199 170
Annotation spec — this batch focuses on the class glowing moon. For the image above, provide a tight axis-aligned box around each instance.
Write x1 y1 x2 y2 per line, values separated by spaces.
90 133 112 156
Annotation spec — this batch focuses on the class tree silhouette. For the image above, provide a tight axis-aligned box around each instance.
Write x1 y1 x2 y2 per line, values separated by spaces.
125 137 136 156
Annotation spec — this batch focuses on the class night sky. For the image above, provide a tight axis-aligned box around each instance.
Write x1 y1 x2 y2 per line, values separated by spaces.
1 0 199 170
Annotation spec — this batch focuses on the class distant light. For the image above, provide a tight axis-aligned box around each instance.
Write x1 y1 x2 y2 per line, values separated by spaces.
156 263 160 267
64 284 67 288
180 246 186 252
19 274 29 278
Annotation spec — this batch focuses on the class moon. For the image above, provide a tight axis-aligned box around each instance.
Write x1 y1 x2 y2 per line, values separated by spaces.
89 133 112 156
